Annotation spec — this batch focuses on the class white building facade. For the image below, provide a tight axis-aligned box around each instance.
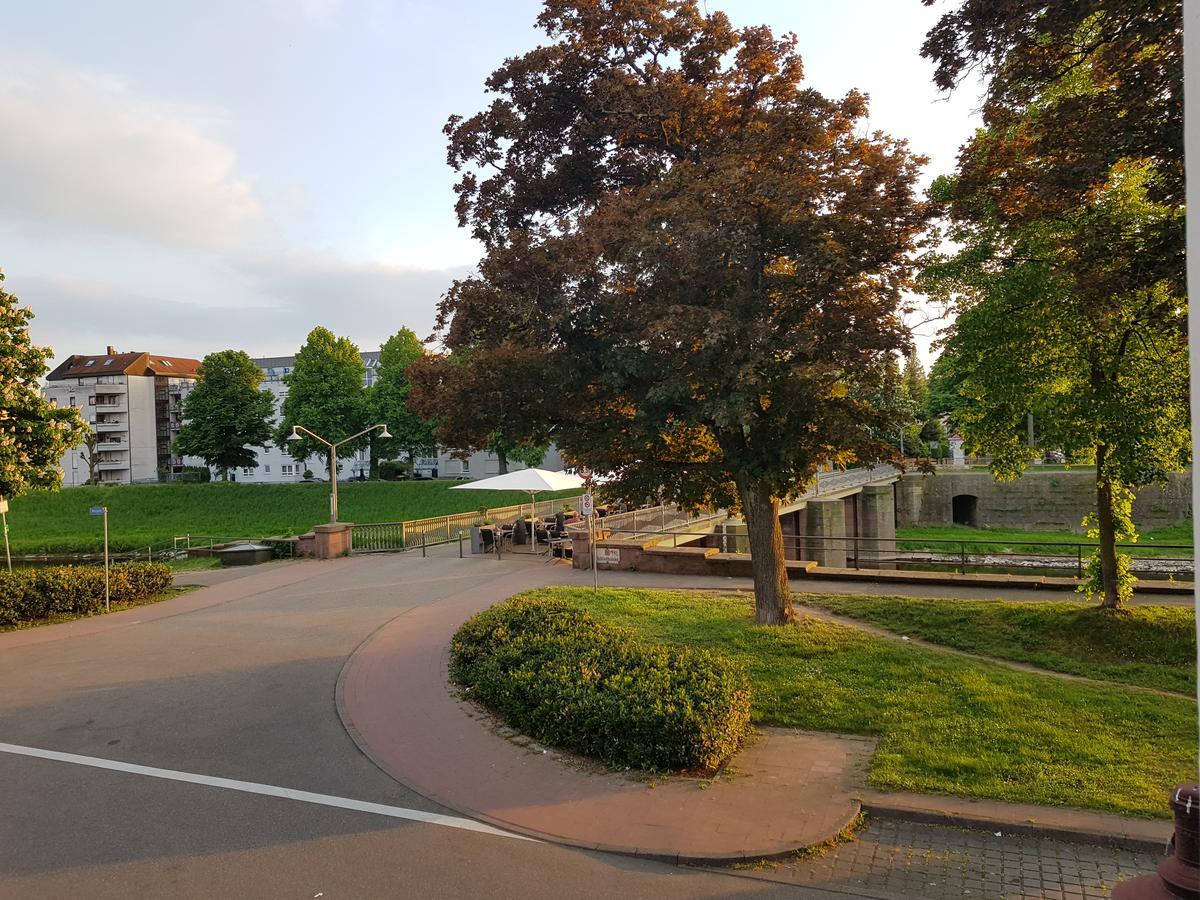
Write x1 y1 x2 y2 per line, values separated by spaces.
45 349 202 486
232 353 382 484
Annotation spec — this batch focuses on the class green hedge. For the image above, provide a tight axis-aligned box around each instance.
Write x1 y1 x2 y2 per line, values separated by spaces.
450 594 751 772
0 562 173 626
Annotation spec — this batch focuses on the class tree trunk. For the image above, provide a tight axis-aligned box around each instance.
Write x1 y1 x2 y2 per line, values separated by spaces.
1094 445 1122 609
738 478 794 625
497 451 509 475
221 466 229 482
368 434 380 480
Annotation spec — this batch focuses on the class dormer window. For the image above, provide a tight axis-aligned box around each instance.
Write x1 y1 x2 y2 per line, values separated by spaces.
103 358 113 366
84 360 96 367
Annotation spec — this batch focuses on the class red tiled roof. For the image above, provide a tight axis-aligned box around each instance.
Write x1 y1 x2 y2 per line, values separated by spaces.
46 351 203 380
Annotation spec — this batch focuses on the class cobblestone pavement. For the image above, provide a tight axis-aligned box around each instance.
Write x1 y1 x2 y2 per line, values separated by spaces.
721 819 1163 898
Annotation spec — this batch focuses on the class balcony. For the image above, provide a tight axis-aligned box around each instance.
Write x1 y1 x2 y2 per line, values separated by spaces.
94 421 126 433
95 401 126 412
96 439 128 452
96 460 130 471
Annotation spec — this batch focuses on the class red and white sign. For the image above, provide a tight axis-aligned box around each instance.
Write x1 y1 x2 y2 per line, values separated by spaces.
580 492 595 517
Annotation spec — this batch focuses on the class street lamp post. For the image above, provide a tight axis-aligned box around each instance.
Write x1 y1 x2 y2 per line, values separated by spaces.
287 423 392 523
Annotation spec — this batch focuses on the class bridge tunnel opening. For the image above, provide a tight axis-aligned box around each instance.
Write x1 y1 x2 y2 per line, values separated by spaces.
952 494 979 528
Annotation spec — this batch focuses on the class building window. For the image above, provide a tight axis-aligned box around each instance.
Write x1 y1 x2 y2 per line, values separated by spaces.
242 468 252 476
461 459 470 474
85 360 95 367
88 396 96 405
282 464 294 476
264 465 270 473
69 397 76 407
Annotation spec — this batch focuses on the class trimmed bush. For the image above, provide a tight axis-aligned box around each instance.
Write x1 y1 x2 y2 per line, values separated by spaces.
450 594 751 772
0 562 173 627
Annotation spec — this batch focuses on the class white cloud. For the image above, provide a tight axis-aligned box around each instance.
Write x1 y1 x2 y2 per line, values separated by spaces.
0 53 271 253
0 51 472 364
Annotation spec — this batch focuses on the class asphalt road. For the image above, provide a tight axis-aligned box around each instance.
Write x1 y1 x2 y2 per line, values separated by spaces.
0 553 856 900
0 550 1169 899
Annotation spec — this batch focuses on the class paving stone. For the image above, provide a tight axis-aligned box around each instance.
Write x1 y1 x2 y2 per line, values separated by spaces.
721 818 1162 898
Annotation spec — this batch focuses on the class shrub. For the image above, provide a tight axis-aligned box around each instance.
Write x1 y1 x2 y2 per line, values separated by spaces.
450 594 751 772
0 562 173 627
379 459 411 481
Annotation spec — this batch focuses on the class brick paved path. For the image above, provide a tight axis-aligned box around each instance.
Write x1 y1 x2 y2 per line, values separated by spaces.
724 818 1161 898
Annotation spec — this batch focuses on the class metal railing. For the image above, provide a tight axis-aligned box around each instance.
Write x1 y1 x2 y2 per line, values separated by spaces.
591 526 1194 578
350 494 586 554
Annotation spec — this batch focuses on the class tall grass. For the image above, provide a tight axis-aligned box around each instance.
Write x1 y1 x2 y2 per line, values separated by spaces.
6 482 579 554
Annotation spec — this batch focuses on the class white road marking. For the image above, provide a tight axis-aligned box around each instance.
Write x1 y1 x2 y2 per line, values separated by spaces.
0 742 535 843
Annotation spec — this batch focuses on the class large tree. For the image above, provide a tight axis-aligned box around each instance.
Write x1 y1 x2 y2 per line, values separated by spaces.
173 350 275 481
920 0 1187 608
276 327 368 481
370 328 437 476
0 271 87 500
408 346 552 475
431 0 929 624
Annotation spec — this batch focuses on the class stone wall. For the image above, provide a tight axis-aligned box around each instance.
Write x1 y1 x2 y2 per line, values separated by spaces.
896 470 1192 532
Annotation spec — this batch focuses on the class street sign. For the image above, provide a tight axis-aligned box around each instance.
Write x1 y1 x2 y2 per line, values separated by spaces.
89 507 105 516
580 492 594 517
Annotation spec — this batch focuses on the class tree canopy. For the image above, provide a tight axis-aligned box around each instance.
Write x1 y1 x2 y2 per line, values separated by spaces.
173 350 276 480
427 0 930 623
370 328 437 471
920 0 1188 608
276 327 368 476
0 272 87 499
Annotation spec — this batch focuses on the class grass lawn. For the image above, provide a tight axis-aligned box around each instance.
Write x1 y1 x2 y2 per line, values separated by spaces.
4 481 582 555
798 594 1196 695
524 586 1198 818
896 521 1193 558
0 586 194 633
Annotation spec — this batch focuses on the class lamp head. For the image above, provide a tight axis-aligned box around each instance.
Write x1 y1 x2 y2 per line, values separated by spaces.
378 425 393 440
286 427 300 442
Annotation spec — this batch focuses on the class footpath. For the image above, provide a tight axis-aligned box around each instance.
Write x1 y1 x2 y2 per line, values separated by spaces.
337 557 1178 862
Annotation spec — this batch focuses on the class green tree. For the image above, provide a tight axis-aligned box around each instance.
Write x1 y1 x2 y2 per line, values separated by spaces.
921 2 1187 609
0 271 87 501
173 350 275 481
370 328 437 478
926 350 966 421
79 430 99 486
276 327 368 481
408 346 552 476
435 0 929 624
902 353 929 413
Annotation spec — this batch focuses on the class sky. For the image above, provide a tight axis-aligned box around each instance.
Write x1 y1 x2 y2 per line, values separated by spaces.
1 0 985 369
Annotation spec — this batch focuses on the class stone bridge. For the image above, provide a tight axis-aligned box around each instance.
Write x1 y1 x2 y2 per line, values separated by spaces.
572 464 901 576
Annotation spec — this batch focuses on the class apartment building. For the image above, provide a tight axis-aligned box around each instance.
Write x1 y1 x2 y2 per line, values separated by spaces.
45 348 202 486
413 446 564 479
235 352 382 483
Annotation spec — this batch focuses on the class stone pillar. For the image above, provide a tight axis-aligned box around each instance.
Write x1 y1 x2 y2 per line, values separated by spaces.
572 528 591 570
313 523 352 559
858 485 897 562
805 499 846 567
779 510 798 560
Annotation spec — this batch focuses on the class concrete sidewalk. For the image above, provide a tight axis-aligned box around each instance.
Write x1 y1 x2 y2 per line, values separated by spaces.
338 554 1178 861
338 573 874 863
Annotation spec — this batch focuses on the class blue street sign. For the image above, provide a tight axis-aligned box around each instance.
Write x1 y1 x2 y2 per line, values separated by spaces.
89 507 105 516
